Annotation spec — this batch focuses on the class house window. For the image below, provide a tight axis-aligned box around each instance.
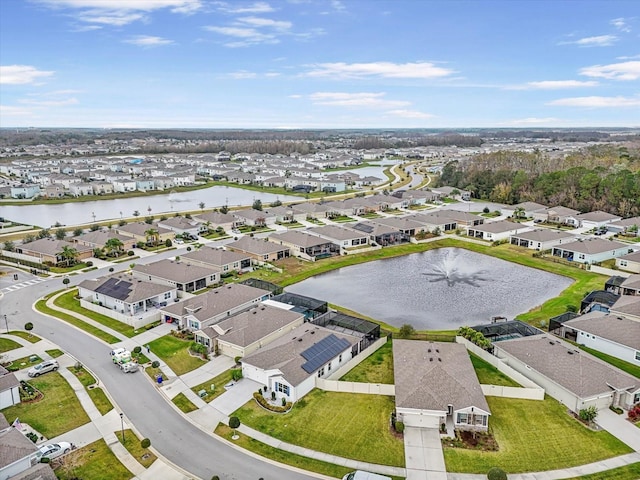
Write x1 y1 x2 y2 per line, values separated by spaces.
635 351 640 362
635 392 640 404
276 382 290 396
164 292 171 299
620 261 628 267
457 413 468 424
263 255 269 261
189 320 199 330
327 361 332 371
317 366 324 377
475 415 487 426
338 354 342 363
578 254 585 260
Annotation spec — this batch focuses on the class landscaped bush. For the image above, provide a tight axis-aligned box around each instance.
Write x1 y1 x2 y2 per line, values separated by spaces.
579 405 598 423
628 403 640 422
395 421 405 434
165 239 172 247
609 405 623 415
127 250 134 256
141 438 151 449
487 467 507 480
457 326 492 350
190 342 207 357
253 392 292 413
133 346 142 354
85 261 93 267
228 416 240 429
151 360 160 368
231 369 243 381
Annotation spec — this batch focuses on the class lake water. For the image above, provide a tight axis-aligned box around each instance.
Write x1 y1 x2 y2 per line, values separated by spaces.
1 186 301 228
286 247 572 330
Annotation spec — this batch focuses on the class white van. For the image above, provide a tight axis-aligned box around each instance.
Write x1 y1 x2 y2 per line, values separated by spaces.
342 471 391 480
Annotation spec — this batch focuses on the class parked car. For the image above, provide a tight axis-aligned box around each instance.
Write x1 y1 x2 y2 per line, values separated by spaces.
36 442 74 460
27 360 59 377
174 238 184 244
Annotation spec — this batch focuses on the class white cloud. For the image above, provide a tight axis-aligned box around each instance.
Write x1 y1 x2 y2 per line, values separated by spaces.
237 16 291 31
580 61 640 81
309 92 410 108
228 70 258 79
203 26 278 46
331 1 346 12
512 80 599 90
560 35 618 47
547 96 640 107
265 72 280 77
35 0 202 26
617 54 640 60
214 1 274 14
305 61 455 79
386 109 434 119
0 105 33 116
506 117 561 125
610 17 631 33
124 35 174 47
288 94 303 99
0 65 54 84
20 97 79 107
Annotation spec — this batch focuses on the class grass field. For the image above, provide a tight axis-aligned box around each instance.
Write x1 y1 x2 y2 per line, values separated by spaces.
0 337 22 353
190 369 235 403
563 463 640 480
443 396 632 473
172 392 198 413
1 372 90 438
45 349 65 358
68 366 113 416
8 330 41 343
115 429 157 468
340 341 394 384
54 289 137 338
148 335 207 375
54 439 132 480
234 389 404 467
5 355 41 370
469 352 521 387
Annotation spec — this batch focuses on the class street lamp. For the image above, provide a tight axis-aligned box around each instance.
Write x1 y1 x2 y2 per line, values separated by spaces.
120 412 125 443
3 315 8 334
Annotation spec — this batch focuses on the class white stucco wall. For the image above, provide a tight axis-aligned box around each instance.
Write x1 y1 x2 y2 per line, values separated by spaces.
0 385 20 409
574 329 640 365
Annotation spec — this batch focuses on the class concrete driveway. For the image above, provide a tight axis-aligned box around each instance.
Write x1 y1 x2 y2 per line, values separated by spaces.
597 408 640 451
210 377 261 416
404 427 447 480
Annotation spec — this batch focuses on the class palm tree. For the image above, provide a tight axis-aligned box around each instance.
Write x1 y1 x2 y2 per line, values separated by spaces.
57 245 79 267
144 228 159 247
514 207 525 219
105 237 124 257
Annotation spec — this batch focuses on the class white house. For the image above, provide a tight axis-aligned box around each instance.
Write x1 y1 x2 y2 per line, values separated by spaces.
0 423 43 480
113 179 137 192
132 259 220 293
467 220 528 242
551 238 634 264
0 368 20 409
306 225 369 252
157 216 205 236
616 250 640 274
510 228 576 251
574 211 622 229
241 325 360 403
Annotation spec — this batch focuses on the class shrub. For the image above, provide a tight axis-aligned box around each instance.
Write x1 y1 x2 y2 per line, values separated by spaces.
127 250 134 256
395 421 405 434
271 391 276 401
281 397 287 406
566 304 578 313
398 323 415 338
579 405 598 423
165 239 172 247
487 467 507 480
253 392 292 413
40 457 50 464
24 322 34 333
109 267 114 272
133 346 142 354
483 207 490 213
228 416 240 429
231 369 243 381
141 438 151 449
211 477 220 480
234 356 242 365
151 360 160 368
628 403 640 421
85 261 93 267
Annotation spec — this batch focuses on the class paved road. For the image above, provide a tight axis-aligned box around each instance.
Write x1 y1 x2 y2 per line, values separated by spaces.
1 251 316 480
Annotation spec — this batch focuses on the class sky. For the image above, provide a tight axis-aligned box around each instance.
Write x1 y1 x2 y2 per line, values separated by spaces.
0 0 639 129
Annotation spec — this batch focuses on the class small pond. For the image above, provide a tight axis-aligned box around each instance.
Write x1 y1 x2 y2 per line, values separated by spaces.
286 247 572 330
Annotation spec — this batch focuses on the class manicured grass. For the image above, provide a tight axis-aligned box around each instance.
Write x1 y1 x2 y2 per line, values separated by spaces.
55 289 137 338
1 372 90 438
5 354 41 370
50 262 90 274
468 352 520 387
147 335 207 375
443 396 632 473
0 337 22 353
340 341 394 384
562 463 640 480
172 392 198 413
191 369 234 403
234 389 404 467
577 345 640 379
54 439 132 480
115 428 157 468
45 349 65 358
68 366 113 415
35 298 120 344
8 330 42 343
145 365 168 382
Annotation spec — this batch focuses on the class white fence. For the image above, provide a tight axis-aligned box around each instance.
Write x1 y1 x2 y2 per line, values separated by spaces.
327 336 388 380
80 299 159 330
1 249 42 263
316 378 395 396
481 384 544 400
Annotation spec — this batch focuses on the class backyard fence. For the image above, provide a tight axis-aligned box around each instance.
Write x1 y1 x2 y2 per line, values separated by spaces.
316 378 395 396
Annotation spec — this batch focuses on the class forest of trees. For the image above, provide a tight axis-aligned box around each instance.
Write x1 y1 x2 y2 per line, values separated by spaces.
438 144 640 217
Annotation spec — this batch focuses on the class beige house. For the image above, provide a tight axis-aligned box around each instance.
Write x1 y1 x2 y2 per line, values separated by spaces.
115 222 173 245
16 238 93 265
181 247 251 273
226 236 290 263
132 259 220 293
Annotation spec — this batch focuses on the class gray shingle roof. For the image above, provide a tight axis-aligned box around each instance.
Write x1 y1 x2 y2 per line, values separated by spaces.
564 312 640 350
19 238 93 256
268 230 332 248
78 274 174 303
194 211 235 225
307 224 366 241
575 210 621 222
227 236 290 256
496 335 639 397
610 295 640 319
133 259 219 283
511 228 575 242
557 238 630 255
393 340 490 413
0 371 19 392
469 220 523 234
181 247 249 268
0 426 38 469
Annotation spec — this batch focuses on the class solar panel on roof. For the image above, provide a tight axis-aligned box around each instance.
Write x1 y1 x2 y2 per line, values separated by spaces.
301 334 350 373
95 277 132 301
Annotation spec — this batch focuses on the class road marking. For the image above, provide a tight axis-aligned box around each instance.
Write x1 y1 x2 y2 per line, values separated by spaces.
1 277 46 294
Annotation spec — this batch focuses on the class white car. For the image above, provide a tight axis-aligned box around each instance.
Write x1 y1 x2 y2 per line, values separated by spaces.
37 442 74 460
27 360 59 377
174 238 184 244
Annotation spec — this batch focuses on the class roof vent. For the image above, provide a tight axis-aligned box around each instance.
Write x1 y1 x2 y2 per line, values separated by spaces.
429 357 433 362
438 358 442 362
298 338 303 342
260 306 265 310
436 349 439 353
567 350 574 355
549 341 555 345
311 331 315 334
252 310 257 314
428 349 431 353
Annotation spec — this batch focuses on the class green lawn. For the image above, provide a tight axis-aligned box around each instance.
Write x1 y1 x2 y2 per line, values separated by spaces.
563 463 640 480
340 341 394 384
234 389 404 467
0 337 22 353
45 349 65 358
145 365 168 382
54 289 137 338
68 366 114 415
54 439 132 480
5 355 41 370
35 298 120 344
443 396 632 473
577 345 640 379
8 330 41 343
190 369 234 403
1 372 90 438
147 335 207 375
469 352 520 387
172 392 198 413
115 429 157 468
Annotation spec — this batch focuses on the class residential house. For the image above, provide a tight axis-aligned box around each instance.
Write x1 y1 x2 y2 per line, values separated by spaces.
136 179 156 191
0 367 20 409
607 216 640 237
467 220 527 242
160 283 271 330
15 238 93 265
351 221 406 246
290 202 330 220
619 274 640 296
68 182 94 197
194 304 305 356
132 259 220 293
307 225 369 252
241 324 361 403
0 419 53 480
115 222 173 245
112 179 137 193
543 206 581 226
232 209 276 227
157 216 205 237
575 211 622 229
493 335 640 412
501 201 548 219
268 231 338 261
73 230 136 253
181 247 251 273
10 184 40 199
265 206 295 223
431 186 471 201
616 251 640 274
413 211 458 232
194 212 236 232
226 236 290 263
152 177 175 190
393 340 490 431
91 181 115 195
551 238 634 264
374 216 427 237
75 275 175 329
42 184 65 198
509 229 576 251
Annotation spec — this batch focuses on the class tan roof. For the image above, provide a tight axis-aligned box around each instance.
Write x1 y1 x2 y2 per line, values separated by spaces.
496 335 639 397
307 224 366 241
511 201 548 212
393 340 490 413
227 236 290 255
575 210 621 222
181 247 249 268
19 238 93 256
564 312 640 350
158 216 199 230
233 209 275 221
75 230 133 247
268 230 332 248
116 222 171 237
242 324 359 386
133 259 219 283
620 274 640 290
619 251 640 263
0 371 19 392
374 216 427 231
608 216 640 229
194 211 235 225
557 238 630 255
78 274 174 303
545 206 580 217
